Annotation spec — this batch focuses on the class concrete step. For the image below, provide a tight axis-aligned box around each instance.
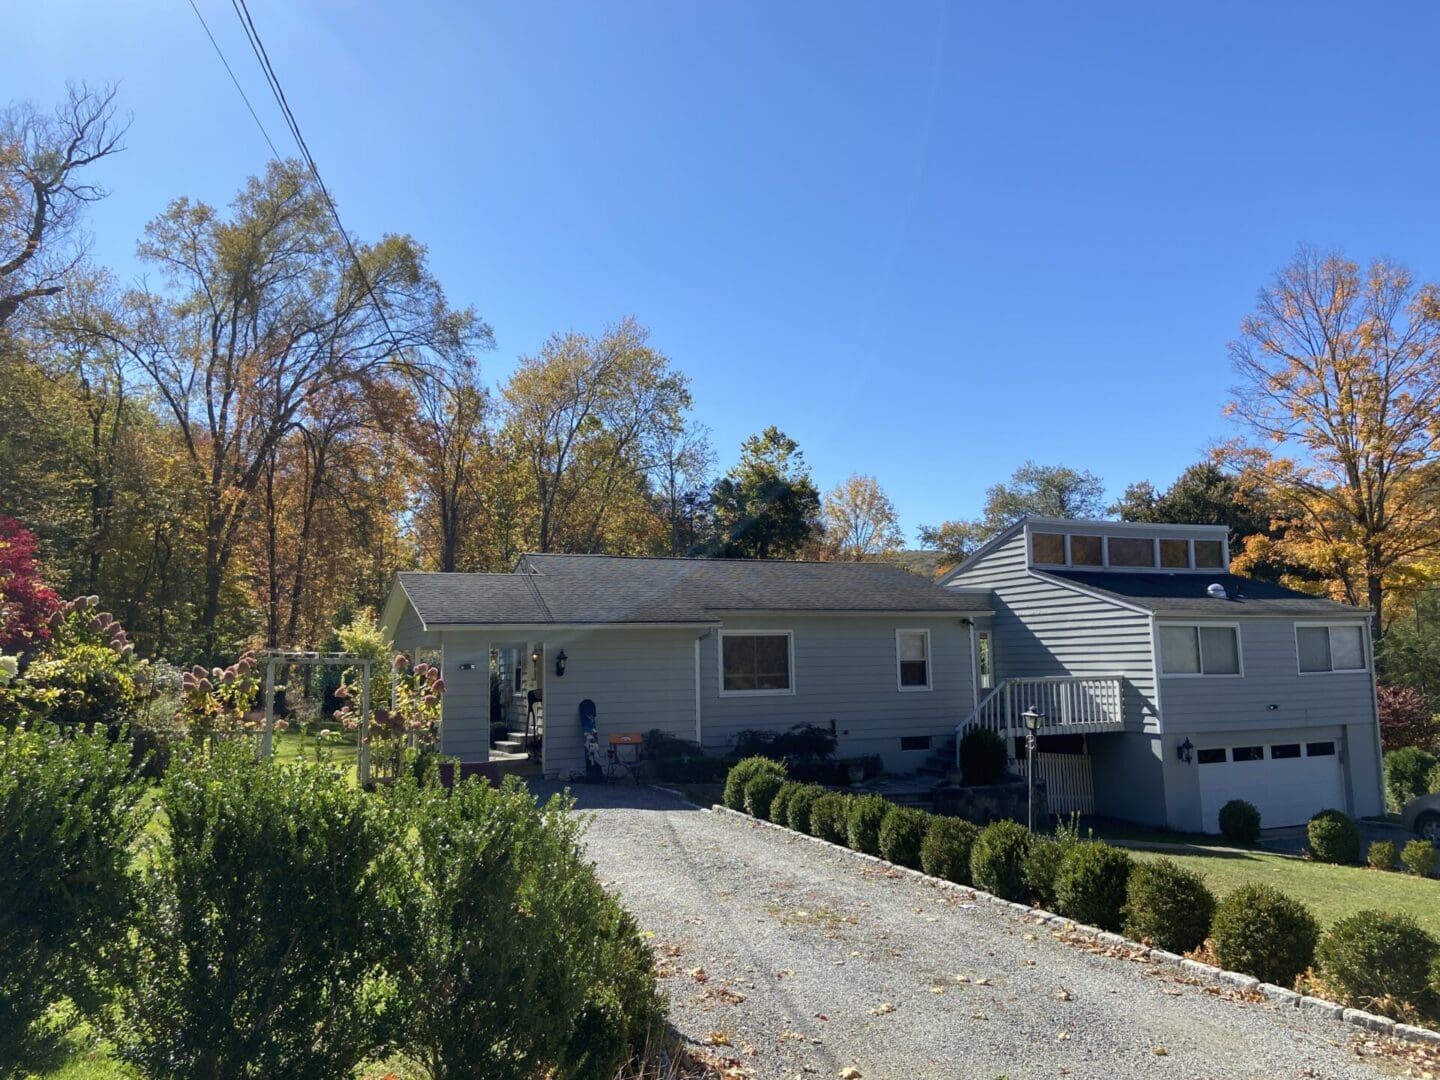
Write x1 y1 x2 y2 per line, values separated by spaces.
494 738 526 753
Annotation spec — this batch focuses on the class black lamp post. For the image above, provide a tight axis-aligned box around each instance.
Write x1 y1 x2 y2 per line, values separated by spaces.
1022 706 1043 832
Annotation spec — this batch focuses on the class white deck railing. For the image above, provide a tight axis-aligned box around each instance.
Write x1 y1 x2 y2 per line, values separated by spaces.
956 675 1126 765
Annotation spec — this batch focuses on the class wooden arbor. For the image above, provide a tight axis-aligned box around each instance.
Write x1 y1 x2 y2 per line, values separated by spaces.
255 650 374 785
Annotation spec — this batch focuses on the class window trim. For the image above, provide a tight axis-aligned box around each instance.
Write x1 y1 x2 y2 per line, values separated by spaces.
1294 621 1369 676
717 629 796 697
895 628 932 692
1158 621 1245 678
1026 529 1229 572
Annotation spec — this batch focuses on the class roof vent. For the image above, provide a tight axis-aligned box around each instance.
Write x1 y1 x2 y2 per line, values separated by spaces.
1206 582 1228 599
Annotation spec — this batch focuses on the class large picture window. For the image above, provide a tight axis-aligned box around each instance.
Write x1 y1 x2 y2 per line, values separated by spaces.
896 629 931 690
1159 624 1241 676
720 632 793 694
1296 624 1367 674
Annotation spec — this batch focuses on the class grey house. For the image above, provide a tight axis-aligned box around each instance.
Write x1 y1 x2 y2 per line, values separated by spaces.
942 517 1385 832
380 554 991 779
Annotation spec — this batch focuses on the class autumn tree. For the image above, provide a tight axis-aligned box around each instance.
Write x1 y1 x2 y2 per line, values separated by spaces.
1223 247 1440 636
501 317 692 554
822 473 903 560
705 427 821 559
0 83 125 329
85 160 483 658
919 461 1106 560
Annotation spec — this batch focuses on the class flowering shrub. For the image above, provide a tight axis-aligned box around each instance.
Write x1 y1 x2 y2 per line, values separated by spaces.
177 652 262 736
0 517 60 653
333 653 445 777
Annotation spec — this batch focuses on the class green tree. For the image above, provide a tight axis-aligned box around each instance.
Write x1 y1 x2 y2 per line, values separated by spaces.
705 427 821 559
919 460 1105 560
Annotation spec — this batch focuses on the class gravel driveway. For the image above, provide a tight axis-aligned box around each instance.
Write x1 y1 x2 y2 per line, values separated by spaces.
536 782 1402 1080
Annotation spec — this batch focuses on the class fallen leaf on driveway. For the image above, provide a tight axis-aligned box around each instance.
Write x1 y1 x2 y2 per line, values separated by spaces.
704 1030 732 1046
869 1002 896 1016
690 967 709 983
839 1068 863 1079
1054 988 1072 1002
1153 1047 1168 1056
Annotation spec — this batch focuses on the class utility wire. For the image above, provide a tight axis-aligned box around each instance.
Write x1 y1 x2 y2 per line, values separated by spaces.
184 0 283 161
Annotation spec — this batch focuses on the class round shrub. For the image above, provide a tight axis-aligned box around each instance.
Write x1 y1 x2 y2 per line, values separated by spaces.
920 816 979 884
1315 910 1439 1013
1217 799 1261 846
1367 840 1398 871
959 727 1008 786
808 793 850 844
1384 746 1438 811
785 784 826 834
1021 835 1065 909
1401 838 1436 877
878 806 930 869
1122 858 1215 953
1053 841 1133 932
1308 809 1361 864
724 755 785 811
743 773 785 820
969 819 1033 901
1211 883 1319 987
846 794 890 856
769 781 803 828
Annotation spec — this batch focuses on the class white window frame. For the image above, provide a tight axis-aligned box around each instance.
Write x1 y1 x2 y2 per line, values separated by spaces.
717 629 795 697
1294 622 1369 676
1158 621 1244 678
895 628 932 692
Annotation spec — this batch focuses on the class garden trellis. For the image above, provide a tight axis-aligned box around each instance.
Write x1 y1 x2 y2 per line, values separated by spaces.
255 650 374 785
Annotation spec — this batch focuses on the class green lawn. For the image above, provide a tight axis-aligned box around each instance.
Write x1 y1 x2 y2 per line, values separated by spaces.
1120 843 1440 937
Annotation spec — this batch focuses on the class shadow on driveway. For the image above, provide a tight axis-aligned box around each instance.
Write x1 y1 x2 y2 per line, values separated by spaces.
525 778 705 813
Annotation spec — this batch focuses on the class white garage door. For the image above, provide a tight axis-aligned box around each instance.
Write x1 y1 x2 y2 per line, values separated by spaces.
1197 739 1345 831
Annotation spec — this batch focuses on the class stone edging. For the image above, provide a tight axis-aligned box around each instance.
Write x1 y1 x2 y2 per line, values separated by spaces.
707 804 1440 1049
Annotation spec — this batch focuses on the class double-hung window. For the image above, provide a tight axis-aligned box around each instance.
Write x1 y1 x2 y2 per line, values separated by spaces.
1159 624 1241 676
896 629 931 691
1296 624 1367 673
720 631 793 694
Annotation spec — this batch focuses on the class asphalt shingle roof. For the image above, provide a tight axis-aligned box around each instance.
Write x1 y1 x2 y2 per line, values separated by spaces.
1042 570 1368 617
397 555 992 627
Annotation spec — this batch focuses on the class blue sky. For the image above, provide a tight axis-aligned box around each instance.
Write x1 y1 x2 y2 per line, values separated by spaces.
12 2 1440 542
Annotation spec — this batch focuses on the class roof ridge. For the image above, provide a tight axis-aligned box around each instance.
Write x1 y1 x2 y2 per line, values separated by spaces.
519 552 913 568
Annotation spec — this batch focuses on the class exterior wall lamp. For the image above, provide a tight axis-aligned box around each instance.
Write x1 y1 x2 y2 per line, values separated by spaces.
1176 737 1194 764
554 650 568 678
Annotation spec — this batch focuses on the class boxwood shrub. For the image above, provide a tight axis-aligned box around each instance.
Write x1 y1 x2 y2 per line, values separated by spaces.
769 781 803 828
1122 857 1215 953
1021 835 1066 909
743 774 785 820
969 819 1033 901
808 793 850 844
920 816 979 884
724 756 785 811
1308 809 1361 865
1385 746 1438 812
1401 838 1436 877
959 727 1007 786
1367 840 1398 871
878 806 930 869
1210 883 1319 987
1217 799 1261 846
846 795 891 856
1053 841 1133 932
784 784 825 834
1315 910 1439 1015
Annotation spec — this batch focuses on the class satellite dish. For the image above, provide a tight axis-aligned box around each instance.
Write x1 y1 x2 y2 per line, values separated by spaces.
1206 582 1228 599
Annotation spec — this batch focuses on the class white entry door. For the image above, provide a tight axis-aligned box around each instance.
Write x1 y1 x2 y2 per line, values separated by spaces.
1197 738 1346 831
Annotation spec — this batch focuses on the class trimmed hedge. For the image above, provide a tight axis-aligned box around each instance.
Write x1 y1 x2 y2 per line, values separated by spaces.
769 781 803 829
920 817 978 884
743 774 785 821
1307 809 1361 865
846 795 890 856
724 756 786 811
1053 841 1133 932
1122 858 1215 953
969 820 1032 901
1021 835 1066 909
1218 799 1261 846
808 793 850 845
959 727 1007 786
1367 840 1398 871
1401 839 1436 877
785 784 826 835
1210 883 1319 987
877 806 930 869
1315 910 1439 1016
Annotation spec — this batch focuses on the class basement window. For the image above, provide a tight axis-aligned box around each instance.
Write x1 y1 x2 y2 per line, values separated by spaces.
900 735 931 752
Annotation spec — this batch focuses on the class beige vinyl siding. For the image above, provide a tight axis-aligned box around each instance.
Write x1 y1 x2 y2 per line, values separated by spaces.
698 615 973 771
541 629 698 778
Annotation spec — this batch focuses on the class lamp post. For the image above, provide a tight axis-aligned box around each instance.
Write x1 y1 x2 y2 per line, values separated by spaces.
1022 706 1043 832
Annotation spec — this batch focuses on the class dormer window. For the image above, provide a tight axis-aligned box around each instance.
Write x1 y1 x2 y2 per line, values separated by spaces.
1032 532 1065 564
1159 539 1189 568
1194 540 1224 568
1070 535 1103 566
1107 536 1156 568
1027 527 1228 571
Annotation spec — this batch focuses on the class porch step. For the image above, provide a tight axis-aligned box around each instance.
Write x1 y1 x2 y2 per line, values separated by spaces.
493 738 526 753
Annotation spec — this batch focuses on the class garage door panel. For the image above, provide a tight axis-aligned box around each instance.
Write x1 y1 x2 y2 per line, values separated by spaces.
1198 741 1345 831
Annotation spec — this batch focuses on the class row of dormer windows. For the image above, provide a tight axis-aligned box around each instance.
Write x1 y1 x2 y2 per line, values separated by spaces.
1030 531 1225 571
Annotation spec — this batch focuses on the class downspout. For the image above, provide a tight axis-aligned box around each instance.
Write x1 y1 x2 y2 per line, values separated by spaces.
966 619 979 712
694 631 708 746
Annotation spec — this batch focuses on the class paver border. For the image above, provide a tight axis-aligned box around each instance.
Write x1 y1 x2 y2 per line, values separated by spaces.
706 803 1440 1049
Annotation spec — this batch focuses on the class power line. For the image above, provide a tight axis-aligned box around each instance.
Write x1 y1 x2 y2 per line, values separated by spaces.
184 0 283 161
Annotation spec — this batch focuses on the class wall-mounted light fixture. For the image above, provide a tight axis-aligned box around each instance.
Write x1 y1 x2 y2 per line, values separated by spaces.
1176 737 1194 764
554 650 568 678
530 648 541 664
